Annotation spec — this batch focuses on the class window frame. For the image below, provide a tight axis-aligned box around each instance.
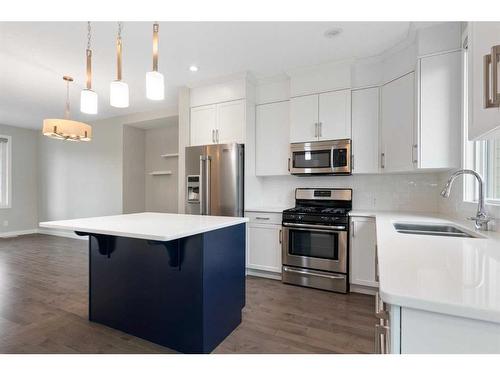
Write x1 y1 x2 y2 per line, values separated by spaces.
0 134 12 209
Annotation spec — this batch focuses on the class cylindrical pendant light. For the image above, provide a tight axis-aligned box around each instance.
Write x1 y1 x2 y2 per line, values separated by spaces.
110 22 129 108
146 22 165 101
43 76 92 142
80 22 98 114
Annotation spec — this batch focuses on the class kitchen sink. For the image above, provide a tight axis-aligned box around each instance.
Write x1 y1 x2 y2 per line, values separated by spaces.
393 222 480 238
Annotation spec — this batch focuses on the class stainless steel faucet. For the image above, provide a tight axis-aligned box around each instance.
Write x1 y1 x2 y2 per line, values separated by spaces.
440 169 491 231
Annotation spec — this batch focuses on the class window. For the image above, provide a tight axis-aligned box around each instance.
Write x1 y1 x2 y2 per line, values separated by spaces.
0 135 11 208
463 42 500 205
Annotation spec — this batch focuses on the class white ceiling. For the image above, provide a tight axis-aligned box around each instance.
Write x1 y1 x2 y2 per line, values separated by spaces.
0 21 418 129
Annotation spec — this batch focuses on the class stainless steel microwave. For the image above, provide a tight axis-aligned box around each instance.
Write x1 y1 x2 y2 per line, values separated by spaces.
288 139 351 175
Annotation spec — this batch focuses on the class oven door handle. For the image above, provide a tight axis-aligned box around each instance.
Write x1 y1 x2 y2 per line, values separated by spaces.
282 222 347 231
283 266 345 280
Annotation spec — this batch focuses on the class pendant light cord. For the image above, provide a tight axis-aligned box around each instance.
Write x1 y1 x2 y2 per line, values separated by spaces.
65 79 70 119
153 22 159 72
86 22 92 90
116 22 123 81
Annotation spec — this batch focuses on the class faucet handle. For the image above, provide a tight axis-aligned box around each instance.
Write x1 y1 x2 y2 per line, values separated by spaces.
467 214 492 231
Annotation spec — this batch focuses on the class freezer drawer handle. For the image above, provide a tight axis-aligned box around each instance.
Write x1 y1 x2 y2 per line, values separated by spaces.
283 266 345 280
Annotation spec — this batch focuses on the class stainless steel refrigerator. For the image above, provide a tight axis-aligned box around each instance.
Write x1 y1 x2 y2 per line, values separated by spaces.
185 143 244 217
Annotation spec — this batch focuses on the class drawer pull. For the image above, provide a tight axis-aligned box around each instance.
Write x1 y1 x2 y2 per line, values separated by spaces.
255 216 270 220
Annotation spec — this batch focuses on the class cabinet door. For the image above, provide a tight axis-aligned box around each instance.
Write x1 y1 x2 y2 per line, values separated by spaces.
256 101 290 176
351 88 380 174
318 89 351 140
247 223 282 273
419 51 461 169
290 94 319 143
190 104 217 146
349 217 378 287
216 99 246 144
468 22 500 140
381 72 415 173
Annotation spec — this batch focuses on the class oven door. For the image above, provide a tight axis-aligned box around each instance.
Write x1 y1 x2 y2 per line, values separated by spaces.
289 140 351 175
282 224 347 273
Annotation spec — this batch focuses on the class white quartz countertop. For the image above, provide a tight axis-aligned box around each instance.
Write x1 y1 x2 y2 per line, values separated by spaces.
39 212 249 242
363 211 500 323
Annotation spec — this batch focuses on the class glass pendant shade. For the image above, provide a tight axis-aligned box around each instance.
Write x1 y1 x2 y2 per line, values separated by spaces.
146 71 165 100
80 89 98 114
43 119 92 142
110 80 129 108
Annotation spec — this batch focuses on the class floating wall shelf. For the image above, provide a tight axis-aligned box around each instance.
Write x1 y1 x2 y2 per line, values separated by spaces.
160 153 179 158
148 170 172 176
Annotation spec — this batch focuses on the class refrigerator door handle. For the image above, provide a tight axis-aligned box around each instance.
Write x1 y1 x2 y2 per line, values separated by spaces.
206 156 211 215
199 155 205 215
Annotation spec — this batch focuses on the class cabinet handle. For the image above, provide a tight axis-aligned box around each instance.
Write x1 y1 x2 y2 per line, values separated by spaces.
255 216 270 220
484 51 500 108
375 244 379 282
412 144 418 164
492 45 500 106
319 122 322 137
314 122 318 138
279 229 282 244
351 154 354 171
352 221 355 237
216 129 219 143
212 129 215 143
381 153 385 169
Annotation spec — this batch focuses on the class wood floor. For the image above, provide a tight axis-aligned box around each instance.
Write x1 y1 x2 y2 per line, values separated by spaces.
0 234 376 354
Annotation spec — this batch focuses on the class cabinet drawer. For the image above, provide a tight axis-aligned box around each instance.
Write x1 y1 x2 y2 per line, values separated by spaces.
245 211 282 225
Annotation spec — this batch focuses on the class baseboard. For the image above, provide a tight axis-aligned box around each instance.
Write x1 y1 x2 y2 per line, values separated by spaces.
350 284 378 295
37 228 88 240
246 268 282 281
0 229 38 238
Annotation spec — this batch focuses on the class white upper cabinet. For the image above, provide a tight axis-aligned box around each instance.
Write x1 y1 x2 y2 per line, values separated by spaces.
290 95 318 143
468 22 500 140
290 89 351 143
256 101 290 176
190 99 246 146
351 87 380 174
381 72 416 173
318 89 351 140
418 51 461 169
190 104 217 147
217 99 246 144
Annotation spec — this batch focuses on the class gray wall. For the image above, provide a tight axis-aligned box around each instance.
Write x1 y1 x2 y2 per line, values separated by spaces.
0 124 38 234
122 126 146 213
145 121 179 213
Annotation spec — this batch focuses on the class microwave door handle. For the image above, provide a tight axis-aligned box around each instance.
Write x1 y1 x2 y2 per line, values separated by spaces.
331 146 335 171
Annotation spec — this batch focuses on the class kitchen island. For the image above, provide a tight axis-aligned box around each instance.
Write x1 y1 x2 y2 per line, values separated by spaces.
39 212 248 353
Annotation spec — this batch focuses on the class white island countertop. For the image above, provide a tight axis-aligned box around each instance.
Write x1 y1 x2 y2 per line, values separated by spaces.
39 212 249 242
354 211 500 324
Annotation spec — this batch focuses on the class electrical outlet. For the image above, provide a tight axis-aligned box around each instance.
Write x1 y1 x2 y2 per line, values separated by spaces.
3 220 8 227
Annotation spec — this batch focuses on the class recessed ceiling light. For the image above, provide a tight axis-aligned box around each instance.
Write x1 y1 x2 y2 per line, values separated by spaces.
324 27 343 39
189 65 199 72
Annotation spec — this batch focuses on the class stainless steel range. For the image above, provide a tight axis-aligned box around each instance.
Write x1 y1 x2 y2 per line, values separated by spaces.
281 188 352 293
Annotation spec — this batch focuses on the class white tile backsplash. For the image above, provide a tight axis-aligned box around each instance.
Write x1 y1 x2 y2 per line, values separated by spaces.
246 173 441 212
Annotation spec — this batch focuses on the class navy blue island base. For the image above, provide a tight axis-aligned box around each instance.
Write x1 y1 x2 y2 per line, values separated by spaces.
76 223 246 354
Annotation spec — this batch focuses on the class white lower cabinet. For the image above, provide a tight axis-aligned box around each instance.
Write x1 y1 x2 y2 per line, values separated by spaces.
349 216 379 288
388 306 500 354
246 211 282 277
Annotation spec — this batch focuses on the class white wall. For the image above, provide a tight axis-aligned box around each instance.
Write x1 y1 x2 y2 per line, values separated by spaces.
0 124 38 234
38 107 178 223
